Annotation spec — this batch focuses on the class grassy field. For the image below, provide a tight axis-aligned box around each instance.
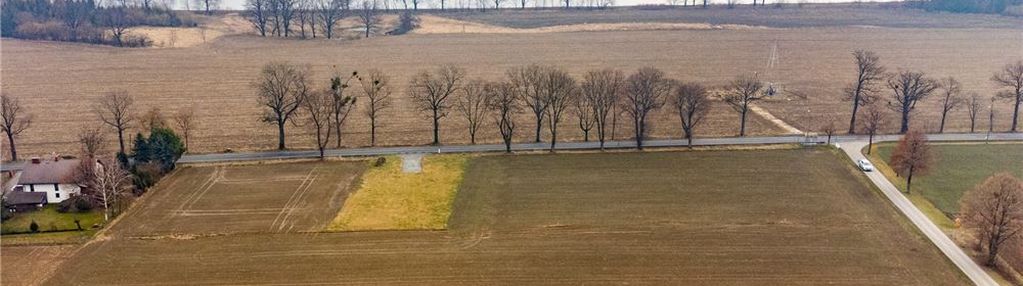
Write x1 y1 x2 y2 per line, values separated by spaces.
1 205 104 245
2 8 1020 157
329 155 468 231
0 245 76 286
872 143 1023 218
104 161 366 237
41 149 969 285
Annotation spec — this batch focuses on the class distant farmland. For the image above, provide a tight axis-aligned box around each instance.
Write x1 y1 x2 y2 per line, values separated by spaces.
1 10 1020 157
43 149 968 284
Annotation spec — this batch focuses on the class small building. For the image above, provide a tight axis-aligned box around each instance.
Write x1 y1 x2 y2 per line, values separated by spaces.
15 157 82 204
3 190 47 212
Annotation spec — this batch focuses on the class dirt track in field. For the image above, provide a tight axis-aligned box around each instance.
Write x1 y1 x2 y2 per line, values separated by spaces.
43 149 969 285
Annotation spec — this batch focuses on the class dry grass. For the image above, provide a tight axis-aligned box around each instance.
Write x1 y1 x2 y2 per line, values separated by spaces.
1 10 1020 158
0 245 76 286
328 154 468 231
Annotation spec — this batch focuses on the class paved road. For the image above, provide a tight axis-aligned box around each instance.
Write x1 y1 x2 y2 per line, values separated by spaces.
177 132 1022 286
179 132 1023 163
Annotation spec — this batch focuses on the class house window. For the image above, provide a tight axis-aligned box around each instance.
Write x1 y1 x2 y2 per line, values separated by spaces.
29 184 35 192
55 192 60 199
54 184 60 191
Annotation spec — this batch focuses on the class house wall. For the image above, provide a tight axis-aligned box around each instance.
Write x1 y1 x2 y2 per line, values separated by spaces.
20 183 80 203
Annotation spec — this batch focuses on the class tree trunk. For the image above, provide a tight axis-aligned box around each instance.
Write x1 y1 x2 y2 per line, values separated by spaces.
970 118 976 133
905 168 914 194
849 93 861 134
117 128 126 154
470 131 476 145
685 131 693 149
939 110 949 133
1012 97 1021 132
549 128 557 152
739 107 748 137
432 109 440 145
987 237 1000 266
534 117 542 143
867 133 874 154
5 132 17 161
635 117 643 150
900 109 910 134
370 117 377 146
583 130 589 142
277 121 287 150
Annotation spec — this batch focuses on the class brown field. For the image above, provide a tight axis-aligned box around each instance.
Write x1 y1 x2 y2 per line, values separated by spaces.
105 161 366 237
0 245 75 286
1 8 1021 159
39 149 969 285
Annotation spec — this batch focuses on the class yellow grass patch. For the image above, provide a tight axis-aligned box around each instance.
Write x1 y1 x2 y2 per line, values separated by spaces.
327 155 469 231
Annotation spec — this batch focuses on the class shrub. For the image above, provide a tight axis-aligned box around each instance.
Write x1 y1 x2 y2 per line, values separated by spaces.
374 157 387 167
29 220 39 233
392 11 420 35
58 195 95 213
132 162 163 192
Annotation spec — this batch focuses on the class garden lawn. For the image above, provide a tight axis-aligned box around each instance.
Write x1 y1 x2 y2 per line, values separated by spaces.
1 205 104 245
328 155 469 231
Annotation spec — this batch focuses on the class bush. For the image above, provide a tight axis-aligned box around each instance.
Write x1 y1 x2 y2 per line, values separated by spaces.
57 195 95 213
374 157 387 167
132 162 163 192
29 220 39 233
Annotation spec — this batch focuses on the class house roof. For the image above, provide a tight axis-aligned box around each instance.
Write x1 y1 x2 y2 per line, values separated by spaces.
3 191 47 205
18 159 81 185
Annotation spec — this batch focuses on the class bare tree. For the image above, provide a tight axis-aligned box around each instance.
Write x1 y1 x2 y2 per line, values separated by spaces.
581 69 625 150
317 0 347 39
247 0 271 36
272 0 299 37
90 158 133 221
173 107 197 151
490 82 518 153
358 70 391 146
78 126 106 158
408 65 465 145
328 71 358 148
845 50 886 133
508 64 549 143
493 0 504 9
1 95 32 161
992 61 1023 132
820 119 837 144
255 62 310 150
959 173 1023 266
541 68 577 151
886 70 939 134
670 82 710 149
195 0 220 14
139 107 167 131
95 91 136 154
573 87 596 142
358 0 381 38
936 77 963 133
966 92 982 133
860 105 885 154
302 90 335 159
456 79 492 144
889 129 932 194
623 67 670 149
103 6 133 47
721 74 767 137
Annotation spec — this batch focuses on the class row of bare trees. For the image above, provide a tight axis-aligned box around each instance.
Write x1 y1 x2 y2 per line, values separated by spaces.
846 52 1023 135
247 0 357 39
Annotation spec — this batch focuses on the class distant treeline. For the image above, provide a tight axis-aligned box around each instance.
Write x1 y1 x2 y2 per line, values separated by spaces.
909 0 1023 14
0 0 198 47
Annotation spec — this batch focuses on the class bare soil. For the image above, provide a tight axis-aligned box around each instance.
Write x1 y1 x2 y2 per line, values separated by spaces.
42 149 969 285
1 10 1019 158
106 161 366 237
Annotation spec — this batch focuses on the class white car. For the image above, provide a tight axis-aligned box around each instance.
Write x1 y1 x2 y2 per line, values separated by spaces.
857 159 875 172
